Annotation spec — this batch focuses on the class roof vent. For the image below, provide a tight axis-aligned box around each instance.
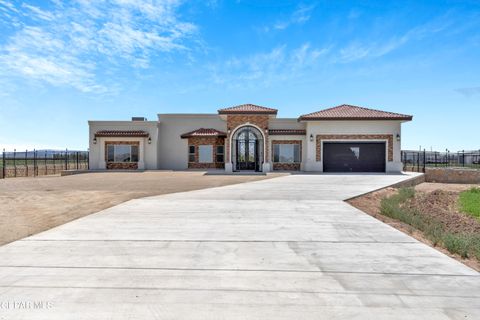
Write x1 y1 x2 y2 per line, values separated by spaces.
132 117 147 121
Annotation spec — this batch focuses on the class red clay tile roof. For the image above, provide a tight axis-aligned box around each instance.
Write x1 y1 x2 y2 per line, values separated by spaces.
269 129 306 135
95 130 149 137
298 104 413 121
218 104 278 115
181 128 227 138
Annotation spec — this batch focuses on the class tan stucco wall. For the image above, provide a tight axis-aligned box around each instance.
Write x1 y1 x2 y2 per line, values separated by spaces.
157 114 226 170
268 118 305 130
88 121 158 170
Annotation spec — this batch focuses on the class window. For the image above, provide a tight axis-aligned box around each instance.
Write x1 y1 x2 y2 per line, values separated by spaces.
350 147 360 159
106 144 139 162
273 144 300 163
198 145 213 163
188 145 195 162
216 145 224 163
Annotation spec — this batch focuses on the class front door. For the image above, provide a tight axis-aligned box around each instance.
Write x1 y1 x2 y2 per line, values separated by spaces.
235 127 260 171
236 138 257 170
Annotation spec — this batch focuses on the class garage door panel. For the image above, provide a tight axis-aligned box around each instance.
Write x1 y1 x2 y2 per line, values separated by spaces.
323 142 386 172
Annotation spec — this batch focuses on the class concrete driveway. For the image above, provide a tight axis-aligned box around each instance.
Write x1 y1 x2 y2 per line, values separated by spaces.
0 173 479 319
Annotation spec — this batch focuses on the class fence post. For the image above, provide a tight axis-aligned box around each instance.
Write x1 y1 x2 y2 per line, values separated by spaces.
76 152 79 170
13 149 16 178
87 151 89 170
462 150 465 167
33 149 36 177
2 149 5 179
416 152 419 172
65 149 68 171
45 150 47 175
401 151 404 171
25 149 28 177
423 149 426 173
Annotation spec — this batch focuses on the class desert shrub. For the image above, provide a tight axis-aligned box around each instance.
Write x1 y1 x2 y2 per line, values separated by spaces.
442 234 471 258
380 188 423 229
459 187 480 219
424 222 444 246
470 235 480 260
380 188 480 260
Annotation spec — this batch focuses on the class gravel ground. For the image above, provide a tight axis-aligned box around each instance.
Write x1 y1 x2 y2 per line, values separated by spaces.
0 171 283 246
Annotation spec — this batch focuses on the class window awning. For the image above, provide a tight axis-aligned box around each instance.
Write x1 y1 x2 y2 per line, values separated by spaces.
94 130 149 137
181 128 227 138
269 129 306 135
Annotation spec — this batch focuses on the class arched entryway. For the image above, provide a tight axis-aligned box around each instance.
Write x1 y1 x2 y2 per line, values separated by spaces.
232 126 264 171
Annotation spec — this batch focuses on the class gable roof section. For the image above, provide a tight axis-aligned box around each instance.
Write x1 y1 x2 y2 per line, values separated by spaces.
298 104 413 121
181 128 227 138
269 129 306 135
94 130 149 137
218 104 278 115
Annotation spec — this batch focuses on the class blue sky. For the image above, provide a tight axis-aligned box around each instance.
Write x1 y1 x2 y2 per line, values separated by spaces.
0 0 479 151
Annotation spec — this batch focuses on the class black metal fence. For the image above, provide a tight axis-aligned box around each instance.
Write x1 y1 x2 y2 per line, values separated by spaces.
402 150 480 172
1 149 89 179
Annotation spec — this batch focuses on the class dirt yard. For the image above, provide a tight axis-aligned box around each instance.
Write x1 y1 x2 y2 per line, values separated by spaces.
415 182 480 193
0 171 283 246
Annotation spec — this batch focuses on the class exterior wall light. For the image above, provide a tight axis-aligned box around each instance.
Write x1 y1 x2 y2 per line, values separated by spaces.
93 137 97 144
396 134 401 142
310 134 314 142
148 137 152 144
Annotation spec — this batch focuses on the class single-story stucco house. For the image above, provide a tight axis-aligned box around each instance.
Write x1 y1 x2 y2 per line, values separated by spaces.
88 104 412 173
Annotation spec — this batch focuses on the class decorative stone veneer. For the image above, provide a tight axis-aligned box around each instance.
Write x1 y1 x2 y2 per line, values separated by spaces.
316 134 393 162
226 115 269 163
105 141 140 170
188 136 225 169
272 140 302 171
106 162 138 170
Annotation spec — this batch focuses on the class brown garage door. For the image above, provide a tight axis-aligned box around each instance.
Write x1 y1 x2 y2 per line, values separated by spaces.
323 142 386 172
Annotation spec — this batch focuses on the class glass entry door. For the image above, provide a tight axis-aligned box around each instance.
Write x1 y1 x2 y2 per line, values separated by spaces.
235 128 259 171
236 139 258 170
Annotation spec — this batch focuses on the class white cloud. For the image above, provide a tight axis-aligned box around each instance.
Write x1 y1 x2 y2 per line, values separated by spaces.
21 3 55 21
209 43 329 88
337 17 451 63
338 36 409 63
270 4 315 31
0 0 196 93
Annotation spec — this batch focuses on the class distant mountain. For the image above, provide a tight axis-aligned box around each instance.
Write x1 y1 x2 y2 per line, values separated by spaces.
3 149 87 157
